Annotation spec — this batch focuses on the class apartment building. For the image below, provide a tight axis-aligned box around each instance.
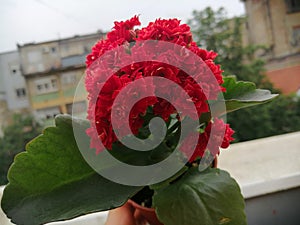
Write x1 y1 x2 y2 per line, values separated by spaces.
242 0 300 94
18 31 104 120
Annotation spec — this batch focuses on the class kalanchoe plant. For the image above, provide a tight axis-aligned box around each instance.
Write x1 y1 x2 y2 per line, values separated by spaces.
1 16 277 225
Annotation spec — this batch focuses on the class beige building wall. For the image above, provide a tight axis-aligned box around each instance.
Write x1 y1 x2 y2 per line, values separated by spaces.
19 42 61 75
243 0 300 93
59 35 99 58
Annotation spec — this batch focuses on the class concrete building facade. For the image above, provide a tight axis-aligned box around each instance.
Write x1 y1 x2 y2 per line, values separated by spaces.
18 32 104 120
0 51 30 136
0 51 30 111
242 0 300 94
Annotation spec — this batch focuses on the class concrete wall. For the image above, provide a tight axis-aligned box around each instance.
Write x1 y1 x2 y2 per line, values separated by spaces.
219 131 300 225
244 0 300 59
0 51 29 111
243 0 300 94
19 43 61 75
59 34 100 58
245 187 300 225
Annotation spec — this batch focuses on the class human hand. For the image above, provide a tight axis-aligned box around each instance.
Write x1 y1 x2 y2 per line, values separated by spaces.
105 202 148 225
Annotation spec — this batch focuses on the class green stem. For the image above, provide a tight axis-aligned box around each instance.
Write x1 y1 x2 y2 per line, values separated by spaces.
167 120 181 135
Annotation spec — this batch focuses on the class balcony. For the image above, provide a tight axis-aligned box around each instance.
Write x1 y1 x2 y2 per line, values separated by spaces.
61 54 87 68
1 132 299 225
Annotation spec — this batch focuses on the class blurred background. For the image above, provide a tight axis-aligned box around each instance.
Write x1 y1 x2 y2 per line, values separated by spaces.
0 0 299 224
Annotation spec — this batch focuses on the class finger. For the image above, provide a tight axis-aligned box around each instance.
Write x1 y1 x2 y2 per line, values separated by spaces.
105 202 137 225
134 209 147 225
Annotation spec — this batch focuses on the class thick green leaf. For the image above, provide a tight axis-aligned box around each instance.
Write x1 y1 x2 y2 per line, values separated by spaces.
1 115 142 225
212 76 278 114
222 76 256 100
153 167 247 225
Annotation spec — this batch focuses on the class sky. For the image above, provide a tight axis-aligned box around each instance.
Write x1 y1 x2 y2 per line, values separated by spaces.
0 0 245 52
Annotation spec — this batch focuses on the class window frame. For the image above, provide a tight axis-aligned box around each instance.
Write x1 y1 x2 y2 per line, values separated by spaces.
15 88 26 98
285 0 300 13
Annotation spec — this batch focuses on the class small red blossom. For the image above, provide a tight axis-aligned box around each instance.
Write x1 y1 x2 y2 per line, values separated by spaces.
137 18 192 46
181 118 235 162
107 15 141 42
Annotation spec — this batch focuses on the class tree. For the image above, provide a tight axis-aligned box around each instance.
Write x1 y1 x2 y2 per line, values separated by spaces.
188 7 300 142
0 114 42 185
226 95 300 142
189 7 272 88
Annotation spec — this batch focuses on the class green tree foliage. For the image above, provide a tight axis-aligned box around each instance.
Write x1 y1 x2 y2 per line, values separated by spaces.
188 7 300 141
227 95 300 142
0 114 42 185
189 7 271 88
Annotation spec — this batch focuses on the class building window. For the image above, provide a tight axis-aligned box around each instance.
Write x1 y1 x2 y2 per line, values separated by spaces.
61 72 77 85
15 88 26 98
285 0 300 13
36 106 61 120
35 76 58 94
291 26 300 46
51 79 57 88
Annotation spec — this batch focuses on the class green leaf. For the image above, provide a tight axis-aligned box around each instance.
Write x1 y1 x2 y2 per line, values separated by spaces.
212 76 278 114
222 76 256 100
1 115 142 225
153 167 247 225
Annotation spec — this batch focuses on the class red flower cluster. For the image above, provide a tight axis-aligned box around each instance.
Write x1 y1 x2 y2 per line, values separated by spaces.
85 16 234 160
181 118 234 162
86 16 141 68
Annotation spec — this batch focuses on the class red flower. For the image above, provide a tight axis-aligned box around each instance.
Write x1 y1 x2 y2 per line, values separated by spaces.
137 18 192 46
86 16 141 67
181 118 234 162
85 16 234 158
107 15 141 43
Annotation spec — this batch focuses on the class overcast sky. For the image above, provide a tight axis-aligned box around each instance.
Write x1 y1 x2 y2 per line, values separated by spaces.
0 0 245 52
